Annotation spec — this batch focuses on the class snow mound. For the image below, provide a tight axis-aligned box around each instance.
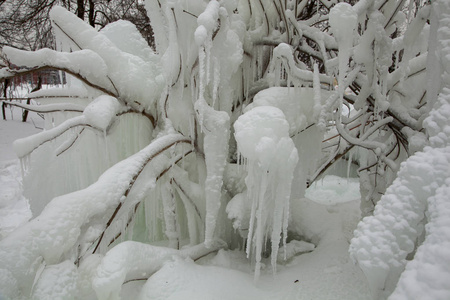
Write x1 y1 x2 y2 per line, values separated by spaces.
138 257 268 300
234 106 290 160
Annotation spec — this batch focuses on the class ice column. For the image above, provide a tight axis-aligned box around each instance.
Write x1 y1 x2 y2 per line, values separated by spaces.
194 0 231 248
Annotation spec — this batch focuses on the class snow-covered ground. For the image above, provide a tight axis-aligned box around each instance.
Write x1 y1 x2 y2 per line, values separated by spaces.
0 105 372 299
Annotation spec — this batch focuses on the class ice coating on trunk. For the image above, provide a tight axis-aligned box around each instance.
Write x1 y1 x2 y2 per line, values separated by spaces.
193 0 235 248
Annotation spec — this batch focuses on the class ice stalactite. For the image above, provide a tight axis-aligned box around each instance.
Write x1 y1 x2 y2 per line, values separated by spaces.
234 106 298 280
245 87 326 200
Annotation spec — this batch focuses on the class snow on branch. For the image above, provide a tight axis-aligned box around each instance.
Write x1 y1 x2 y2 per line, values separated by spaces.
13 95 121 158
49 6 164 112
2 101 85 114
13 115 96 158
272 43 333 85
350 2 450 297
350 147 450 298
1 47 119 99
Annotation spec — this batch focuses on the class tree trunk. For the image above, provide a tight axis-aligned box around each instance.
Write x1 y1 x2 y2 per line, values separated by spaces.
88 0 95 27
23 77 42 122
77 0 85 20
2 78 8 120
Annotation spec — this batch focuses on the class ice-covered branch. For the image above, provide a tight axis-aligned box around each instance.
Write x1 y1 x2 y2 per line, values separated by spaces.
2 101 85 114
335 120 386 151
272 43 334 85
2 47 120 99
309 143 354 187
13 95 122 158
55 128 85 157
13 115 96 158
91 145 194 254
101 150 196 249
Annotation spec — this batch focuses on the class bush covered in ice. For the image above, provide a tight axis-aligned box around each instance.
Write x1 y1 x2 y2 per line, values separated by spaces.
0 0 449 299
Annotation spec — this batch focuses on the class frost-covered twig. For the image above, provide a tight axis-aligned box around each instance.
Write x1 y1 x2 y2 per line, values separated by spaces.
1 65 118 100
309 143 354 187
55 128 85 157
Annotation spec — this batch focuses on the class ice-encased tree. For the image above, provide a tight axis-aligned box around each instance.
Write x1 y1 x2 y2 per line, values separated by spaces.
0 0 441 299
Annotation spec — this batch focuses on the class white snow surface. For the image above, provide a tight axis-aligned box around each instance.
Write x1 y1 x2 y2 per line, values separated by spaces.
93 240 226 300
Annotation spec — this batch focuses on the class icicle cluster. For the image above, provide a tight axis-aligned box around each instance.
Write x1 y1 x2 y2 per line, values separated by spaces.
234 106 298 279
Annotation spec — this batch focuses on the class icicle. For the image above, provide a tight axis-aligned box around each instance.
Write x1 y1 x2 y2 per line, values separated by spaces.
347 150 353 179
212 57 220 108
313 63 323 128
174 183 199 245
161 181 179 249
329 3 357 104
